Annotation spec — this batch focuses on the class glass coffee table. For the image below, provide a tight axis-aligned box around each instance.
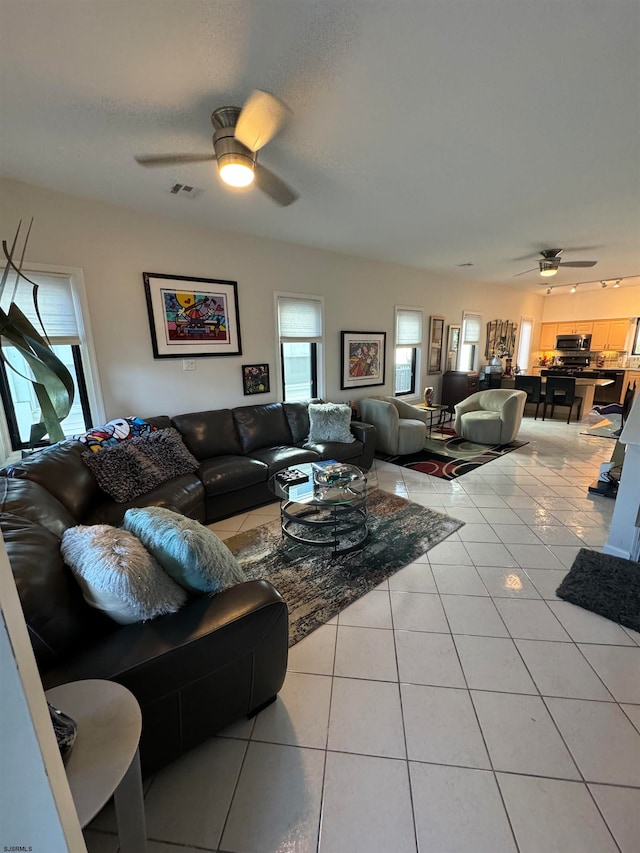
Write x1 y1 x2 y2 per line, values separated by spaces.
268 461 375 556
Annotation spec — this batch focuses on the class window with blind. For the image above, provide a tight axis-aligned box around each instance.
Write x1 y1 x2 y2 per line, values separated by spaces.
276 294 324 402
395 307 423 396
459 311 482 372
0 269 96 452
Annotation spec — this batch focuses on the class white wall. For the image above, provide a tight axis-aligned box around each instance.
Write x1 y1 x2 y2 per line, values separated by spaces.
541 286 640 324
1 177 544 420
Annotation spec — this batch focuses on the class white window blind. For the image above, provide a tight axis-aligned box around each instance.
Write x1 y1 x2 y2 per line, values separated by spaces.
396 308 423 346
277 296 323 341
0 272 80 344
462 313 482 343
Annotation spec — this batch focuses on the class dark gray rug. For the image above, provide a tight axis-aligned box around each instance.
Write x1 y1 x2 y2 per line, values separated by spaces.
226 489 463 646
556 548 640 633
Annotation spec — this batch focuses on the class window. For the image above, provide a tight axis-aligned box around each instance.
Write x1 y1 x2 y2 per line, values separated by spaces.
459 311 482 372
0 266 103 454
395 307 423 396
516 317 534 372
276 294 324 401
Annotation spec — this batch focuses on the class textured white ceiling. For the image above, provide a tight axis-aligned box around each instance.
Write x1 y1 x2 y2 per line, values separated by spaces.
1 0 639 293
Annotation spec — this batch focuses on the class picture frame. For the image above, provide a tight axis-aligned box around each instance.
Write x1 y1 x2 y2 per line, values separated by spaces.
447 323 461 371
428 315 445 374
242 363 270 395
340 331 386 389
143 272 242 359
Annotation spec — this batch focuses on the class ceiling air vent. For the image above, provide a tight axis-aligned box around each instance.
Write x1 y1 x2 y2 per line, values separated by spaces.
168 184 203 199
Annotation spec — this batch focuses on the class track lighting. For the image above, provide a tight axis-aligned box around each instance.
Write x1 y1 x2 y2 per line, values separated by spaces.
570 285 577 293
601 281 608 289
614 280 621 288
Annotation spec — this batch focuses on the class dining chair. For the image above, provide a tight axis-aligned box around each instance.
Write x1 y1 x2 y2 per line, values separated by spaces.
542 376 583 424
514 375 542 419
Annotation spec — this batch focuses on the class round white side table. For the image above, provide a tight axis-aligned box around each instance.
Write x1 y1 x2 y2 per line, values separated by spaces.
45 679 147 853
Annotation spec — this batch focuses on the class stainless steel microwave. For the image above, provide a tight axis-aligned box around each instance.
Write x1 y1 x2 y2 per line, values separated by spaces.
556 334 592 351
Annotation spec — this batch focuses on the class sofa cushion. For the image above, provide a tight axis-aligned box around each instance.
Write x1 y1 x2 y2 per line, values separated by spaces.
248 446 318 476
61 525 187 625
233 403 293 453
124 507 246 595
1 513 113 668
0 476 76 539
83 473 205 527
308 402 355 443
198 455 269 497
303 439 364 463
283 402 311 445
82 428 199 502
172 409 242 459
1 441 99 520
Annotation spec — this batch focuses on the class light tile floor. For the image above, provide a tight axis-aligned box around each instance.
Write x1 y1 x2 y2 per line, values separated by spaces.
85 417 640 853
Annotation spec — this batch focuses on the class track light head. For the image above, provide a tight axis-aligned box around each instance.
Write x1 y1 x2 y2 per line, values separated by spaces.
601 281 608 288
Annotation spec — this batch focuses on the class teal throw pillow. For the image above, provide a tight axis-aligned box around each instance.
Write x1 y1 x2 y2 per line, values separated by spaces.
123 506 246 594
308 403 355 443
61 524 187 624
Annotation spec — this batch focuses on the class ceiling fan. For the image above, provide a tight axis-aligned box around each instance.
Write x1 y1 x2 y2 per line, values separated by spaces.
514 249 598 278
134 90 299 206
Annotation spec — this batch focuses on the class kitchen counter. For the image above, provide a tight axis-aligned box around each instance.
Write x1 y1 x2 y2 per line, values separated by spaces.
501 376 613 421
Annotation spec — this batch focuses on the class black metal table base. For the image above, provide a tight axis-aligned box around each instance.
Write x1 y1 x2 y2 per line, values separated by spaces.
280 499 369 556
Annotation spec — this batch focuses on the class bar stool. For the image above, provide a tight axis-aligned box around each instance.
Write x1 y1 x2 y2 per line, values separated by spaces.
514 375 542 419
542 376 582 424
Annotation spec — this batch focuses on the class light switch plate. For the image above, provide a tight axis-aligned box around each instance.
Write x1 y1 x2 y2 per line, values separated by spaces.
183 359 196 371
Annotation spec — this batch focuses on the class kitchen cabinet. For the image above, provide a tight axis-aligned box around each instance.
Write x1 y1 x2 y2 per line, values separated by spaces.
539 324 558 350
591 318 629 351
555 321 593 336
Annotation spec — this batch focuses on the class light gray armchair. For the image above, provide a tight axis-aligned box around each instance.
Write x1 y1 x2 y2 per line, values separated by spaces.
359 396 428 455
454 389 527 445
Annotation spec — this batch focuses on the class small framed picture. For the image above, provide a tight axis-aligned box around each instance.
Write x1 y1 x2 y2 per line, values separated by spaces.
340 331 386 389
242 363 270 395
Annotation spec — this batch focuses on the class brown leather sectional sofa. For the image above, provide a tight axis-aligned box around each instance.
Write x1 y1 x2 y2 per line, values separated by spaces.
0 400 375 773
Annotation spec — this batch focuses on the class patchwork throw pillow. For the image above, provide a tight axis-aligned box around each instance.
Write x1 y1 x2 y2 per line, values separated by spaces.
61 525 187 624
124 506 246 594
82 428 199 502
308 402 355 444
74 416 158 452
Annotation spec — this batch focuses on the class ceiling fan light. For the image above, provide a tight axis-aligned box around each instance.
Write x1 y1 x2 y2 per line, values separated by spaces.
219 160 255 187
539 261 558 277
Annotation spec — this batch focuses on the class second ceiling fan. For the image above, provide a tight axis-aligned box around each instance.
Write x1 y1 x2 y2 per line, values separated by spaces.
135 90 299 206
514 249 598 278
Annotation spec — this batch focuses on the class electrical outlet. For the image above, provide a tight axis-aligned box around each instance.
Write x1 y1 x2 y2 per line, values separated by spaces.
183 359 196 371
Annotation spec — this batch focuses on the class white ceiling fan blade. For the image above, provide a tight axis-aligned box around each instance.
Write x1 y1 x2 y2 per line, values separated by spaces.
135 154 217 167
254 164 299 206
559 260 597 268
235 90 291 152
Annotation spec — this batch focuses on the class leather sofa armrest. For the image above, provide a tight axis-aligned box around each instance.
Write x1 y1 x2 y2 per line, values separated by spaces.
350 421 376 470
42 580 287 695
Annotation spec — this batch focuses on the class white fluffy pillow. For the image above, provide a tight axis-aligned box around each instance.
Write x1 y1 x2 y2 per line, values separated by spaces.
307 403 355 443
61 525 187 624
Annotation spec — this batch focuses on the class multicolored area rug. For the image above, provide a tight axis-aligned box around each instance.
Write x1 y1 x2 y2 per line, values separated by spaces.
383 428 528 481
225 489 463 645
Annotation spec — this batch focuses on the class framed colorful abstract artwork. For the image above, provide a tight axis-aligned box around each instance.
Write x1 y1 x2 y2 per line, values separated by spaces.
242 364 270 395
340 331 386 389
143 272 242 358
